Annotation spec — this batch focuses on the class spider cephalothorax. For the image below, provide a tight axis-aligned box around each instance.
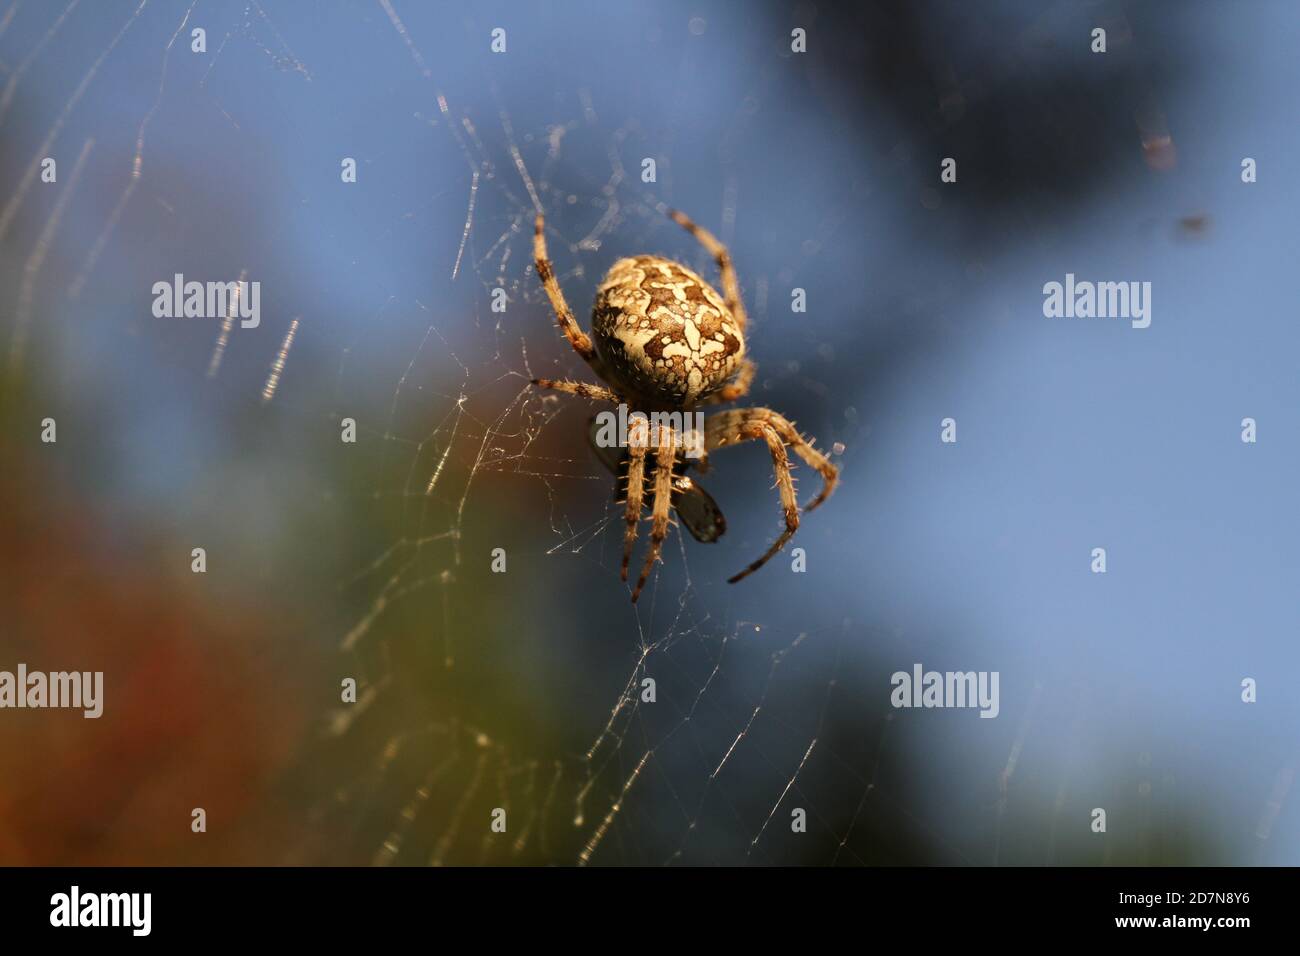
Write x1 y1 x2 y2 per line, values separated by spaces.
532 206 839 602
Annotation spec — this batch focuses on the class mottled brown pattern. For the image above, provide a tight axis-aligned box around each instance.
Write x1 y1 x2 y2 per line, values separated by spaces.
592 255 744 407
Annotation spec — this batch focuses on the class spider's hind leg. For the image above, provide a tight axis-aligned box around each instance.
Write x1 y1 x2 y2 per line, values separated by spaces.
660 205 748 335
533 214 602 372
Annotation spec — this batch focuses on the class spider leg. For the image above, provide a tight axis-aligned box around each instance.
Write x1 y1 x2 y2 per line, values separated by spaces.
691 359 755 475
621 416 650 582
765 412 839 513
534 214 601 371
704 408 840 584
725 422 799 584
531 377 620 403
700 357 756 407
661 205 748 334
631 423 678 603
706 408 839 512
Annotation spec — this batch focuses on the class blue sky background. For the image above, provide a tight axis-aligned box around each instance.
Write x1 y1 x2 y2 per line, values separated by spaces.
0 1 1295 864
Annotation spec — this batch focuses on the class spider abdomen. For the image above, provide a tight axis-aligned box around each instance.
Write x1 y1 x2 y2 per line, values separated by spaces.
592 255 744 407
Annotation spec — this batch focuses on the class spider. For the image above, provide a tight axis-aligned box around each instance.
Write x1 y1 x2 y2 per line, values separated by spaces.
531 206 839 602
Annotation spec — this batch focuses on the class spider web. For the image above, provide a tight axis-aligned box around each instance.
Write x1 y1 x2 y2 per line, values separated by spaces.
309 6 879 867
1 0 1295 868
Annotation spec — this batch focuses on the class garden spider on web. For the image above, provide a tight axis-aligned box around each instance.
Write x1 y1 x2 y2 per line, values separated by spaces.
531 205 840 602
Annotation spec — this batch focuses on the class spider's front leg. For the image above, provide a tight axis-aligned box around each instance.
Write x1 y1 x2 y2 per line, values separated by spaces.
631 422 678 603
704 408 840 583
723 420 799 584
621 415 649 583
534 214 602 373
709 408 839 512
